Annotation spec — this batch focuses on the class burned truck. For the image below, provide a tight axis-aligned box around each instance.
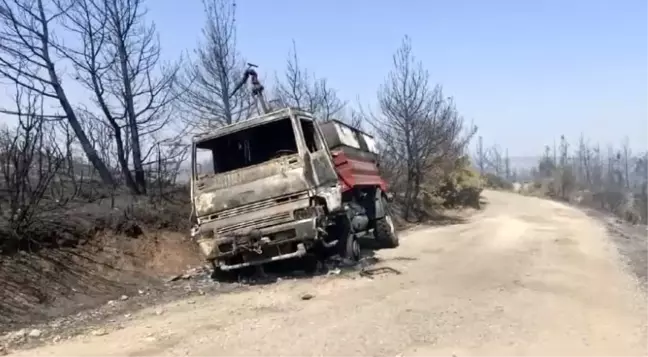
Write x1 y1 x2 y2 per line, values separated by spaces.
189 64 398 275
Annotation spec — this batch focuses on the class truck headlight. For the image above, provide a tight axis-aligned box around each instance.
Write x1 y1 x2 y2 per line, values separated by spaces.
293 207 314 220
196 237 216 257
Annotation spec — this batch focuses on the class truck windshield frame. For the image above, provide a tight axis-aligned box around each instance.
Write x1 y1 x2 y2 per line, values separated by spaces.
193 117 300 178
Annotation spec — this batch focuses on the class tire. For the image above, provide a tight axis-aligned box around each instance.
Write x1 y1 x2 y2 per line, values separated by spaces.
301 254 323 275
336 217 361 262
374 196 399 248
340 233 361 261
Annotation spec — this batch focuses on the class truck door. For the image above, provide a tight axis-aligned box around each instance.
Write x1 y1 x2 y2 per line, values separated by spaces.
295 116 342 211
297 117 338 185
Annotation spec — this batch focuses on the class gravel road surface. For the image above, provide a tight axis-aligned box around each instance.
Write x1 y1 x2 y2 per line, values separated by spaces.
9 190 647 356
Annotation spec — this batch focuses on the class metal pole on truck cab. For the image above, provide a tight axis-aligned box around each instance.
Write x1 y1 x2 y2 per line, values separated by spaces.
230 63 270 116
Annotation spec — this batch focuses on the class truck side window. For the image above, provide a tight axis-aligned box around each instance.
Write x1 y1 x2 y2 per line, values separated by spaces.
195 146 215 176
300 119 319 153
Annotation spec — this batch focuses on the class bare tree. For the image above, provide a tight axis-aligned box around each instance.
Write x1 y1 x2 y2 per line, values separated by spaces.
557 134 575 199
366 36 476 219
533 134 647 223
275 41 345 122
634 153 647 189
104 0 180 194
474 138 506 178
56 0 181 195
347 108 364 129
588 144 603 189
0 0 115 186
576 134 592 185
621 137 631 189
504 148 511 180
475 136 486 175
537 145 554 178
177 0 248 130
485 145 503 177
0 85 73 248
146 140 189 199
473 140 516 189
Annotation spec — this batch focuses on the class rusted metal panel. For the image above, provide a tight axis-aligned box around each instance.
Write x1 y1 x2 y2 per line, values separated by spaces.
318 119 378 154
195 154 301 190
332 151 387 192
310 151 338 185
197 192 310 235
194 157 308 217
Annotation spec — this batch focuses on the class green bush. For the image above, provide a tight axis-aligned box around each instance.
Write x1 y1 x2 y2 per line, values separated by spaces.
483 173 513 190
435 156 484 208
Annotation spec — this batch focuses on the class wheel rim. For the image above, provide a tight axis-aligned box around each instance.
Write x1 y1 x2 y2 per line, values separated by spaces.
352 238 361 260
385 215 395 234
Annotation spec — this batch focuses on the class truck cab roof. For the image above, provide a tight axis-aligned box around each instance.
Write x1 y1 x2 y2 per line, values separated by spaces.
192 107 314 144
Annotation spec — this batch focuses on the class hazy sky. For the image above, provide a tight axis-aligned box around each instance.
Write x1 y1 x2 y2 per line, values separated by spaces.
148 0 646 157
2 0 646 157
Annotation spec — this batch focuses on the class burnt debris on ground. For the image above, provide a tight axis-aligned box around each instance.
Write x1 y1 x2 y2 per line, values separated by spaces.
0 205 479 355
0 265 244 353
0 249 383 353
0 231 205 331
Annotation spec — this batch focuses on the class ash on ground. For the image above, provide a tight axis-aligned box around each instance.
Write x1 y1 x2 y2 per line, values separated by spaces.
0 253 378 353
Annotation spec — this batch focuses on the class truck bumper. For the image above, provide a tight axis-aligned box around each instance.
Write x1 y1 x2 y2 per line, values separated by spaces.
218 243 307 271
195 217 318 270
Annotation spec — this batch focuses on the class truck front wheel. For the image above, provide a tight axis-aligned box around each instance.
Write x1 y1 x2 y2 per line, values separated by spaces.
374 196 399 248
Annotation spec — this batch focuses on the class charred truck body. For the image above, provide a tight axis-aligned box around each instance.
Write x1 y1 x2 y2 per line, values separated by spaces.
190 65 398 274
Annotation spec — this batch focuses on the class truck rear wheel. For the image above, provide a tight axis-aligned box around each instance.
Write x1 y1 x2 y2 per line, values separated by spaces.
340 233 360 261
336 216 361 262
374 196 399 248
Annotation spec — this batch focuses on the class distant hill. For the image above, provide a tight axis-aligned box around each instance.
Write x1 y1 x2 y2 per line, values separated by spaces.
508 157 543 171
468 156 541 175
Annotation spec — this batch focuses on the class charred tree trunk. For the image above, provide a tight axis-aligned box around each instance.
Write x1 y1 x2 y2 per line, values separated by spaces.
118 40 147 194
36 0 115 187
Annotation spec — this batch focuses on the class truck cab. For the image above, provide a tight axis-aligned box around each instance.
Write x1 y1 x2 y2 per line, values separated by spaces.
190 108 398 274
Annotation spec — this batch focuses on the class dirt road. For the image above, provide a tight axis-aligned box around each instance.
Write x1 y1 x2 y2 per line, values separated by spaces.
9 190 647 356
